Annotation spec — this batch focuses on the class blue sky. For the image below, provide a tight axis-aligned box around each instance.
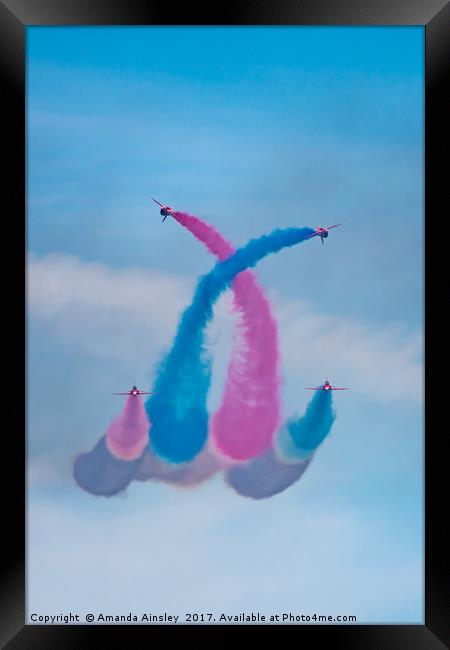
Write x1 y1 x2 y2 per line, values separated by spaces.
27 26 424 624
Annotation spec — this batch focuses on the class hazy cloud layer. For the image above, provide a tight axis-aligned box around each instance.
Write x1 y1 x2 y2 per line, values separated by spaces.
27 484 423 623
28 253 422 409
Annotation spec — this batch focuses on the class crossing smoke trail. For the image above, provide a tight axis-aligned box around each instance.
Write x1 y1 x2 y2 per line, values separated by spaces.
74 207 281 493
171 211 281 460
146 226 315 464
73 224 336 497
134 210 282 485
225 390 336 499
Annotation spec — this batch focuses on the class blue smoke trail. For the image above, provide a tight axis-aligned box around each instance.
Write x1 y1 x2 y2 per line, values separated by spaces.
73 436 143 497
225 449 312 500
226 391 336 499
276 390 336 462
146 227 315 463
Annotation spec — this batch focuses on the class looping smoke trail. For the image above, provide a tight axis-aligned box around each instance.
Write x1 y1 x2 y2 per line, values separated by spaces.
225 391 336 499
146 226 315 464
172 211 281 460
106 394 150 461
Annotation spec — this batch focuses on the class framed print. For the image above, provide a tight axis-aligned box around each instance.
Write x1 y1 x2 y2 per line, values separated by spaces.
2 0 448 647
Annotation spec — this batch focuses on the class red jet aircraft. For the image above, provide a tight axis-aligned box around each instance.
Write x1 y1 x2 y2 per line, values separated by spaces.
305 224 341 244
305 379 349 391
151 198 176 222
113 385 155 397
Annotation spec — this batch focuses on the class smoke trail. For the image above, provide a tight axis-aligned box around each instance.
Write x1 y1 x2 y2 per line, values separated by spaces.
106 394 150 461
74 395 150 495
133 446 222 487
73 436 144 496
146 226 315 464
275 389 336 462
172 211 235 262
225 391 336 499
225 448 312 500
172 211 281 460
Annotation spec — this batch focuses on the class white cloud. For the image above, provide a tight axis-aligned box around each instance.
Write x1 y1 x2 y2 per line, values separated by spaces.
26 255 423 624
273 292 422 407
27 251 237 399
26 484 423 623
27 252 193 366
27 253 422 409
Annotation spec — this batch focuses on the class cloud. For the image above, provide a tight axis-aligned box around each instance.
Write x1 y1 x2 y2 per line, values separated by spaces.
273 291 422 407
27 252 195 368
27 451 74 490
26 484 423 623
27 253 422 409
26 252 236 479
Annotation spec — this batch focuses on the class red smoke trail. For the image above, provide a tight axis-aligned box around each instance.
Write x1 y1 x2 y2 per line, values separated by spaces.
172 211 281 460
105 394 150 461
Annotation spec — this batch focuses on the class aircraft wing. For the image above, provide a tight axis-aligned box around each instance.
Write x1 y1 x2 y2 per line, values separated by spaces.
151 198 164 208
331 387 349 390
113 392 131 395
138 391 154 395
304 232 318 240
325 224 341 230
305 387 321 390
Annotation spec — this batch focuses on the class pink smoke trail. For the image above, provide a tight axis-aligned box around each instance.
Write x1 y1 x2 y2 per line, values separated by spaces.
105 394 150 461
133 447 223 488
172 211 281 460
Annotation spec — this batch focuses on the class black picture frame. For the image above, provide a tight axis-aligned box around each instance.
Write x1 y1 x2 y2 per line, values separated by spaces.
3 0 448 647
